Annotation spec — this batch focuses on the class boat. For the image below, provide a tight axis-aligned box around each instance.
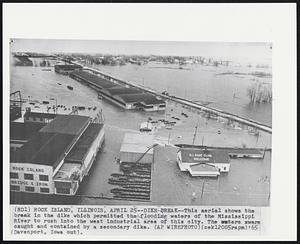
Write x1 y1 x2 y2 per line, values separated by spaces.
181 112 189 118
57 83 62 85
42 101 49 104
67 85 73 90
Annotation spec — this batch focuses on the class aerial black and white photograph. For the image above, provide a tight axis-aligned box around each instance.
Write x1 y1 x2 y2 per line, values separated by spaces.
10 39 272 206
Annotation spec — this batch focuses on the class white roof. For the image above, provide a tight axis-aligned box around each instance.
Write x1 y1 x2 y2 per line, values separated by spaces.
140 122 153 129
120 144 153 154
120 132 154 154
122 132 153 145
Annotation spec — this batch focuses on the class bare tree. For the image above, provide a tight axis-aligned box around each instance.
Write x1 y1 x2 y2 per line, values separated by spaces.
247 82 272 104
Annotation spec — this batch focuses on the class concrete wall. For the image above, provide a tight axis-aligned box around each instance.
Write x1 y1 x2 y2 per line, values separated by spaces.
83 128 105 176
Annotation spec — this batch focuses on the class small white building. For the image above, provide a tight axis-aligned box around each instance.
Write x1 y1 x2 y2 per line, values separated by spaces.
177 148 230 177
140 121 153 132
120 133 154 164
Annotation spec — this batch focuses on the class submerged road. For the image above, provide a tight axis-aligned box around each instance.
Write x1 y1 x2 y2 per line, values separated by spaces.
67 60 272 134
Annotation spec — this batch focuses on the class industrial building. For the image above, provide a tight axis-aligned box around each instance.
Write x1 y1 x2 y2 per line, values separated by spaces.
24 108 56 124
54 64 82 75
177 148 230 177
10 91 22 121
70 69 117 90
10 114 105 195
114 93 166 111
10 122 45 150
120 133 154 164
69 70 166 111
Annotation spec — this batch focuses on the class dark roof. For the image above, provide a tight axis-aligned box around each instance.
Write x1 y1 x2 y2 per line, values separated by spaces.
226 148 262 155
11 132 76 168
40 115 90 135
24 111 56 120
106 87 142 96
176 145 262 156
71 70 117 89
10 122 45 141
179 148 230 164
65 123 104 162
55 64 82 69
117 93 165 105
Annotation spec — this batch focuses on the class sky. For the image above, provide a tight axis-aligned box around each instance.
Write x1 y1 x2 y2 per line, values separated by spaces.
10 39 272 64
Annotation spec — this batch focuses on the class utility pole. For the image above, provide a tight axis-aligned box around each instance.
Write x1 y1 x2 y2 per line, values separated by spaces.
192 125 198 145
168 131 171 145
192 116 200 145
263 146 266 158
55 97 58 114
201 178 205 200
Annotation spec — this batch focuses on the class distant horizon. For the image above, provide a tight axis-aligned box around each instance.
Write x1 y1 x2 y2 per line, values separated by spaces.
10 39 272 64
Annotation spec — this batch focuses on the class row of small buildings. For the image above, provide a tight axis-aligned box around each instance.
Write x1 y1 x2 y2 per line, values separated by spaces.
10 114 105 195
67 68 166 112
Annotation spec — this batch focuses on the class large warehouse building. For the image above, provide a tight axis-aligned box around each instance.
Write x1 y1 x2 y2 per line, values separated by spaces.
54 64 82 75
10 114 105 195
69 69 166 111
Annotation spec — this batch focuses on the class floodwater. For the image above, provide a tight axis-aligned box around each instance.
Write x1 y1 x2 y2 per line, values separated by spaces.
93 61 272 126
10 58 271 206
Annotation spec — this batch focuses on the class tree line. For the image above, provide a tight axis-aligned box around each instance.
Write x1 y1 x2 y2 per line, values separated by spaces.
247 81 272 104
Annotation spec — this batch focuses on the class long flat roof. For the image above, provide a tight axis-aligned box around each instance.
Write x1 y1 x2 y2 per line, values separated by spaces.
11 132 76 168
40 114 90 135
106 87 142 96
122 132 154 145
120 143 153 154
71 70 117 89
10 122 45 141
55 64 82 68
179 148 230 164
120 133 154 154
24 111 57 120
65 123 104 162
117 93 164 105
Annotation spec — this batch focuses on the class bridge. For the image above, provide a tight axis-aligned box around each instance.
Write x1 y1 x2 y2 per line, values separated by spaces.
66 60 272 134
